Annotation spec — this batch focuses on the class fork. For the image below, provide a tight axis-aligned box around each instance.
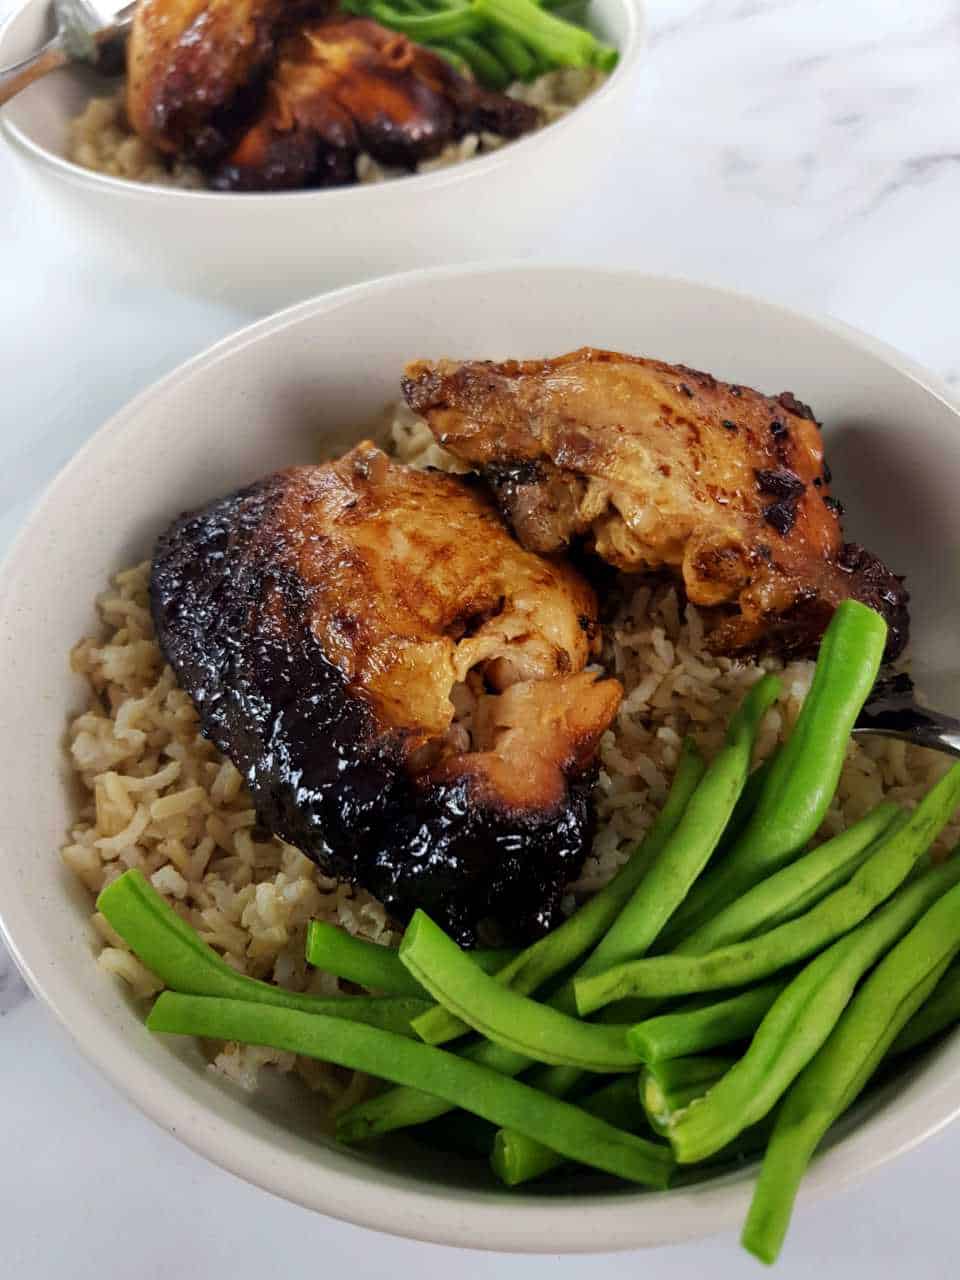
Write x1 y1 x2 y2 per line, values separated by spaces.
0 0 135 107
853 674 960 759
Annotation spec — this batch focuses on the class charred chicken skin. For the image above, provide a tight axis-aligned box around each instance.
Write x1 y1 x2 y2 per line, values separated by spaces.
403 348 909 659
126 0 539 188
150 443 621 945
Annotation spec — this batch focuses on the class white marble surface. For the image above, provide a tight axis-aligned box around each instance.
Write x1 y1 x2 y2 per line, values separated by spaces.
2 0 959 1273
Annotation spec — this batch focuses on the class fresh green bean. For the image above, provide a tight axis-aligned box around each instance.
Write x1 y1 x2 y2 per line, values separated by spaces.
628 979 788 1064
672 803 903 956
449 35 511 87
667 857 960 1163
474 0 611 67
662 600 888 943
576 676 781 981
97 870 430 1033
484 28 538 79
412 738 705 1046
889 956 960 1056
148 994 673 1187
641 1056 734 1135
576 765 960 1009
387 0 504 84
338 1036 536 1139
305 921 514 998
712 754 777 862
367 1 482 40
401 910 640 1071
742 878 960 1265
491 1075 645 1185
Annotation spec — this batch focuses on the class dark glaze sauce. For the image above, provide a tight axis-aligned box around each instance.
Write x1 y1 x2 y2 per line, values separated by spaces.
150 477 595 946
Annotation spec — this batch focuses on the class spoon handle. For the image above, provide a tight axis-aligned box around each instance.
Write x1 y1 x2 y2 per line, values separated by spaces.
0 38 69 107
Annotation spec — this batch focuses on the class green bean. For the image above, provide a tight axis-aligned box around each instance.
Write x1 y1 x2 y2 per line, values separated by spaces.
148 994 673 1187
447 35 511 87
640 1055 734 1135
742 878 960 1265
305 921 514 998
474 0 610 67
672 803 903 956
576 765 960 1010
97 870 430 1033
576 676 781 981
889 956 960 1056
483 28 538 79
662 600 888 943
712 753 776 862
401 910 640 1071
368 1 482 40
667 857 960 1163
628 978 788 1064
491 1075 645 1185
412 737 705 1046
338 1036 535 1139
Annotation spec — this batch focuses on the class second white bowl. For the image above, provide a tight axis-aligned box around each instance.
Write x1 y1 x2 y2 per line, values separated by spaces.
0 0 643 308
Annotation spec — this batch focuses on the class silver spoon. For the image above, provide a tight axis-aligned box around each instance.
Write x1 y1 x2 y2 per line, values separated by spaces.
0 0 135 108
853 674 960 759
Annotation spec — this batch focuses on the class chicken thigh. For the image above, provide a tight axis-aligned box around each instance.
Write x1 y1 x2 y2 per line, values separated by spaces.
150 443 621 945
403 348 909 658
126 0 538 187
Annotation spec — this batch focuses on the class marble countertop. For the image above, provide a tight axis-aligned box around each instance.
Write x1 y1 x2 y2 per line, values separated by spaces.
2 0 959 1274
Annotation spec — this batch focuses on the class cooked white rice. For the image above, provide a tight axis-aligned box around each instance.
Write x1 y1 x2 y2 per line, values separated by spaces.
67 67 605 189
62 404 956 1097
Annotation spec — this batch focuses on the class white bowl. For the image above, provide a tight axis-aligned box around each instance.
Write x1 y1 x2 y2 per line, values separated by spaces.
0 0 643 309
2 264 959 1253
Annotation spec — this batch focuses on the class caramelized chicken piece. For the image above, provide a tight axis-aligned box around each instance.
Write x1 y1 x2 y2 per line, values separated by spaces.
150 444 621 945
213 17 540 190
404 349 909 658
126 0 325 156
126 0 539 187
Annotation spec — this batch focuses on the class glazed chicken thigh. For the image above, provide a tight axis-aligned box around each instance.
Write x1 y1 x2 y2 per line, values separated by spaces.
403 348 909 658
126 0 538 188
150 443 621 944
215 18 540 190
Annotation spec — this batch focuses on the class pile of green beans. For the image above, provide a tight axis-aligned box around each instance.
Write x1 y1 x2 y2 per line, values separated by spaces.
660 599 888 944
339 0 617 90
98 599 960 1266
574 764 960 1013
148 994 673 1187
742 879 960 1263
666 857 960 1163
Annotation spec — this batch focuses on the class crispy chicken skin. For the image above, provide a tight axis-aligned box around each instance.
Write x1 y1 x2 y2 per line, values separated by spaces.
403 348 909 658
150 444 621 945
214 18 540 191
126 0 538 187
